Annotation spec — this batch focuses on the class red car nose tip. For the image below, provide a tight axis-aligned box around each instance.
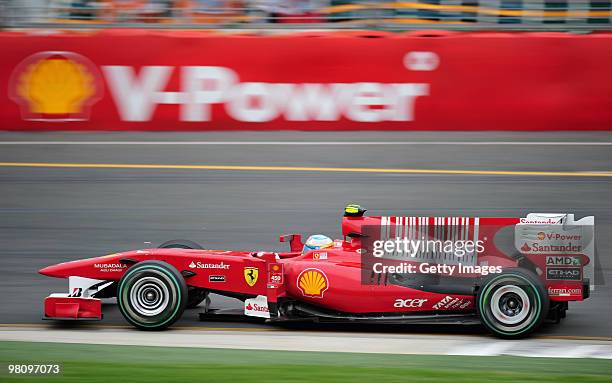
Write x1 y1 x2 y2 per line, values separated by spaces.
39 264 63 277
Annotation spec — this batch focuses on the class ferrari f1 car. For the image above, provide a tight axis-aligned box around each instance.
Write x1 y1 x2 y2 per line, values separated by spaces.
39 205 594 338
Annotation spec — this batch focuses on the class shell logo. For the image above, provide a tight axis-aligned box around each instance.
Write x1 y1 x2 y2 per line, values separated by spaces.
9 51 103 121
297 268 329 298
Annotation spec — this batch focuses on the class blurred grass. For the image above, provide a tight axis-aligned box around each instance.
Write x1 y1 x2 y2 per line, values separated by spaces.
0 341 611 382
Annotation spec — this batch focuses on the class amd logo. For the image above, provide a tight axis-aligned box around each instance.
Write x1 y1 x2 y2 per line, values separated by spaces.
546 256 581 266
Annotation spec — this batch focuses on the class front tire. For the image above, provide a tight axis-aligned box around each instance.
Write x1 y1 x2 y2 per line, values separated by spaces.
117 260 187 330
477 269 548 339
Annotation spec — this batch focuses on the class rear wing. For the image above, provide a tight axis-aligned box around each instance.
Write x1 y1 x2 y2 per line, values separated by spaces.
341 212 595 292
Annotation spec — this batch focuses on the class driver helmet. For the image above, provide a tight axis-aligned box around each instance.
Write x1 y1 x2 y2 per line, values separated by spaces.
302 234 333 255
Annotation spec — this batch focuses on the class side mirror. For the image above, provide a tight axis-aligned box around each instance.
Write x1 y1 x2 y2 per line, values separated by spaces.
279 234 303 252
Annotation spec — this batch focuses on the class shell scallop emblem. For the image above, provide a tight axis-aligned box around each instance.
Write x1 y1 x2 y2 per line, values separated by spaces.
297 269 329 298
9 51 103 121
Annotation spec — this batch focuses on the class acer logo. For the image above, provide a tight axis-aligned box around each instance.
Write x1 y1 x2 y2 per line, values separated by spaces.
393 298 427 308
102 66 429 123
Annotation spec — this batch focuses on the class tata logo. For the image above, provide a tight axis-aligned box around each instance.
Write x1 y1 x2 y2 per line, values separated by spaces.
9 51 103 121
394 298 427 308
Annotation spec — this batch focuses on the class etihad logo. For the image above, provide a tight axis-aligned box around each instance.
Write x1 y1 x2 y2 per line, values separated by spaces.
9 51 103 121
297 268 329 298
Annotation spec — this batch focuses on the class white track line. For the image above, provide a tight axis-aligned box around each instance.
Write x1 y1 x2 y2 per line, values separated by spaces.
1 141 612 146
1 328 612 358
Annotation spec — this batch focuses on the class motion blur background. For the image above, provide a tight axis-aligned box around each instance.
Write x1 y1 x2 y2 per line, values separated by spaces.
1 2 612 382
3 0 612 28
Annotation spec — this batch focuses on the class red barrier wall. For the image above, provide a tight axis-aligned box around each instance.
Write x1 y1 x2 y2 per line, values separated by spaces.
2 30 612 131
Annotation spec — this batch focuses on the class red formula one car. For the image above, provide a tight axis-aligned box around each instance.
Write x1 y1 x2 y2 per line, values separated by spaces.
40 205 594 338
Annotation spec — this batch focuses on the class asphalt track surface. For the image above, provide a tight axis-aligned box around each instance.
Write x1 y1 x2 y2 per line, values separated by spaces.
0 131 611 339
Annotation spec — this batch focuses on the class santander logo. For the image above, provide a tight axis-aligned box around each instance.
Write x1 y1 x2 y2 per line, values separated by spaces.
246 303 268 313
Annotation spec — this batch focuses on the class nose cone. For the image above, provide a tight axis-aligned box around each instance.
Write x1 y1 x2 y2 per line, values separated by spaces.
39 252 132 279
39 264 65 278
39 261 77 278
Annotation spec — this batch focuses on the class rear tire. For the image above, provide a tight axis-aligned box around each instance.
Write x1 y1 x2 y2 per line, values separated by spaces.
477 269 548 339
117 260 187 330
158 239 203 250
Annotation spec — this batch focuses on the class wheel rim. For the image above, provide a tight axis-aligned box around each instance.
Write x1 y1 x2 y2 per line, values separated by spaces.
490 285 530 325
129 276 170 316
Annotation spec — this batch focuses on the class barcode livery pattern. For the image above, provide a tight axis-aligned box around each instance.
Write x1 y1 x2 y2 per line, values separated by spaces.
379 216 480 266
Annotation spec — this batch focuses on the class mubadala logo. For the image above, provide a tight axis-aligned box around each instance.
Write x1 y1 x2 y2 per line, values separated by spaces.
189 261 230 270
94 263 127 272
